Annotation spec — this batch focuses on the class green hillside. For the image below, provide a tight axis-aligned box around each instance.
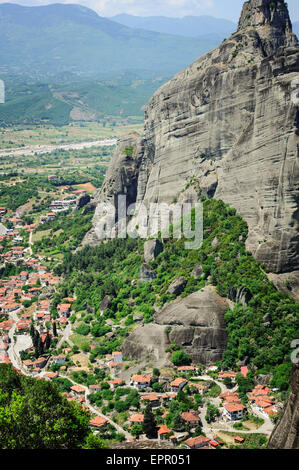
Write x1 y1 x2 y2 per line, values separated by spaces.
0 3 220 79
0 77 166 125
53 198 299 390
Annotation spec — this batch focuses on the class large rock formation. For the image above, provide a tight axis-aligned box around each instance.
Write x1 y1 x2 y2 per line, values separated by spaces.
121 286 228 365
268 363 299 449
83 131 143 245
88 0 299 282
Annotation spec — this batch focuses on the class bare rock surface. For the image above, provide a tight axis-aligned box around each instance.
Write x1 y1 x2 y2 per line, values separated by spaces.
121 323 169 367
122 286 228 365
144 239 163 262
83 131 143 245
268 363 299 449
87 1 299 281
167 276 186 295
139 263 157 282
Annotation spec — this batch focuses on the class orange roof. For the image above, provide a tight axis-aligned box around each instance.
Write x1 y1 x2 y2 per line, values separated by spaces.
44 372 58 379
264 406 278 417
220 391 239 398
170 377 187 387
177 366 195 371
141 394 159 401
181 411 200 423
131 374 151 383
157 425 171 435
185 436 210 447
90 416 108 427
129 414 144 423
224 396 242 404
108 379 123 385
224 403 245 413
71 384 85 393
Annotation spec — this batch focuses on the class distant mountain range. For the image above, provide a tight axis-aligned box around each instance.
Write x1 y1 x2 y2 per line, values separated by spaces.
110 14 237 40
0 3 224 80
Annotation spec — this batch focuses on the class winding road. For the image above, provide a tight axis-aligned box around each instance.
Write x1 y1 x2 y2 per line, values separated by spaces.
59 374 132 439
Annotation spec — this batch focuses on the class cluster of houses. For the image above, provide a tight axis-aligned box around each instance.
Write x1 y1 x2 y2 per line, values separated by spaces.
40 190 87 223
248 384 279 419
0 210 38 264
0 258 63 366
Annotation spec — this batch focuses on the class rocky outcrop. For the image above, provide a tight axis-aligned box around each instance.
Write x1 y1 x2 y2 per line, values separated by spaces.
88 0 299 284
139 263 156 282
83 131 144 245
144 239 163 262
268 363 299 449
100 295 111 314
228 286 252 306
191 264 203 279
167 276 187 295
76 193 90 210
122 286 228 365
121 323 169 366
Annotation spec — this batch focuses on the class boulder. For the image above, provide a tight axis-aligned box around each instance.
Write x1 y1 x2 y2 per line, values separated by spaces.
133 314 144 322
211 237 219 247
144 239 163 262
123 286 228 365
100 295 111 313
139 263 156 282
191 264 203 279
167 276 186 295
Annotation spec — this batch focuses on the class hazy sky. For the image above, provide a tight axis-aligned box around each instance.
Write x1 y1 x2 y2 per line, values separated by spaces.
1 0 299 22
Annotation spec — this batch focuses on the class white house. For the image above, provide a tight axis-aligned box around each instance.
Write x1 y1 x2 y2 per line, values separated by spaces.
130 374 151 390
223 403 245 421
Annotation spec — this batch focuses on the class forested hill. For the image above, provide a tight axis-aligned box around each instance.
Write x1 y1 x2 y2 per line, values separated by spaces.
0 3 221 79
111 14 236 40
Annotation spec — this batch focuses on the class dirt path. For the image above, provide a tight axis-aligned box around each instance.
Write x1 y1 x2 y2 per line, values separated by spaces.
56 322 73 349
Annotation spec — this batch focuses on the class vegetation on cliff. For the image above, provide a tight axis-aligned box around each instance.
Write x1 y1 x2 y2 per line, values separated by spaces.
52 198 299 389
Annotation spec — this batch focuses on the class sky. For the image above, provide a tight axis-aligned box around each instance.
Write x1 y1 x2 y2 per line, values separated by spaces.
0 0 299 22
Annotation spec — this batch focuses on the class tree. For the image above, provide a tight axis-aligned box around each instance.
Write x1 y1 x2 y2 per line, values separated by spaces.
82 433 108 449
223 376 233 389
205 404 219 423
53 322 57 337
172 413 185 432
171 350 191 366
131 424 143 437
45 332 51 350
142 404 157 438
0 364 90 449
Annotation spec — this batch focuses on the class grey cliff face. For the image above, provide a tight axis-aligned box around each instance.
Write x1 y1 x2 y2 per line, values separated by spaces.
121 286 228 365
268 363 299 449
83 131 144 245
88 0 299 279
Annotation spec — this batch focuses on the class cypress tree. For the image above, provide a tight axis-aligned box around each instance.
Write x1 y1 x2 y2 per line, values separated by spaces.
142 404 157 438
45 332 51 350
